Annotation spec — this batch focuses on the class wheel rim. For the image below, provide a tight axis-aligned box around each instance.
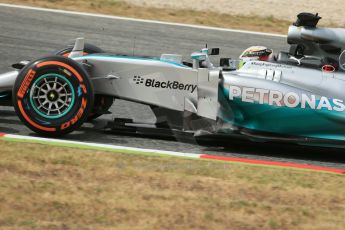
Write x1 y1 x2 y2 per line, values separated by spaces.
29 73 75 119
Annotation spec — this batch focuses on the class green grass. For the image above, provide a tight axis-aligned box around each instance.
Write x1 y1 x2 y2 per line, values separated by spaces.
0 140 344 229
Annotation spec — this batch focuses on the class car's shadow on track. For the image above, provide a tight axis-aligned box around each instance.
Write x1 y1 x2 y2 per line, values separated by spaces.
0 110 16 116
105 126 345 166
0 118 25 126
1 111 344 167
204 139 345 165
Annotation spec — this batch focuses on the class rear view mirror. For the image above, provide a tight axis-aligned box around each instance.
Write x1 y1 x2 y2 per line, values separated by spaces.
209 48 220 56
191 52 207 61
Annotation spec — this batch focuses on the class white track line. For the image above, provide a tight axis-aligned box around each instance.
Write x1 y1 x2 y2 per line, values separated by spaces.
3 133 201 158
2 133 345 174
0 3 286 38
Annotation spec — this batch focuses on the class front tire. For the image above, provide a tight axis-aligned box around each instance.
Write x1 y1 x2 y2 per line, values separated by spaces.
12 56 94 137
55 43 113 121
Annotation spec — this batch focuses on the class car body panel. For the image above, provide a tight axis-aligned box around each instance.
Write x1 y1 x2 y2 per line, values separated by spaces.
74 55 198 111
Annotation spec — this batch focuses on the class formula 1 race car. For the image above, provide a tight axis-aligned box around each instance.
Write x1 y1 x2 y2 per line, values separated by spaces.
1 13 345 148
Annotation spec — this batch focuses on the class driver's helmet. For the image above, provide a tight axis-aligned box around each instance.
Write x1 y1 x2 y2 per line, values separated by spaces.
239 46 273 68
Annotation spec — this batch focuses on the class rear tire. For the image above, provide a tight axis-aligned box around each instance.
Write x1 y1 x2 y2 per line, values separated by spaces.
12 56 94 137
54 43 103 57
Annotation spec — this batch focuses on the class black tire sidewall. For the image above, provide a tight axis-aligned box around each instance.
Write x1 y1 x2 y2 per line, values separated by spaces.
13 56 94 136
56 43 110 122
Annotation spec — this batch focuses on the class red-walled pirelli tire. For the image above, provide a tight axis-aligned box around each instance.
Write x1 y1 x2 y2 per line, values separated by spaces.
54 44 113 121
12 56 94 137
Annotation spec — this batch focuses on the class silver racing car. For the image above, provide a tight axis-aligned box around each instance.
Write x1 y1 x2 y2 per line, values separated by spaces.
1 13 345 148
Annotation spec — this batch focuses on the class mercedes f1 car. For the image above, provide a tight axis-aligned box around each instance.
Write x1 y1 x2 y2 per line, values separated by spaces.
1 13 345 148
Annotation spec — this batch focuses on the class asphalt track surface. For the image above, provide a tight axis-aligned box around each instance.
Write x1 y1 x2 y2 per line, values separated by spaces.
0 5 344 169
